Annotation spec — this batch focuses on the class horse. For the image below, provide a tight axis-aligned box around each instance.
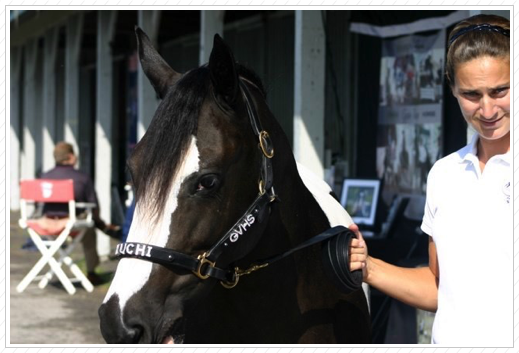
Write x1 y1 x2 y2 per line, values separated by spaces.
98 27 371 344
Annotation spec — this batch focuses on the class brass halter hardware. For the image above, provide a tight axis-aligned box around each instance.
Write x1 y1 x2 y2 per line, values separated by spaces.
259 131 274 159
220 263 269 289
259 179 266 195
193 252 216 280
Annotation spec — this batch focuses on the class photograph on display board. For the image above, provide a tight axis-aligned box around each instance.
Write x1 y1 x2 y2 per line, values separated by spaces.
377 30 445 194
340 179 381 226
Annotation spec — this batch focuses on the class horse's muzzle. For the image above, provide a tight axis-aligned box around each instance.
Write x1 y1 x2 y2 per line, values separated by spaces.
99 295 144 344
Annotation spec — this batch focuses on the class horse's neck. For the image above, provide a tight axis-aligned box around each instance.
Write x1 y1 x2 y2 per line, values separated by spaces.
266 159 353 287
221 160 351 340
273 161 353 239
250 120 349 280
199 154 369 343
256 100 352 232
246 159 333 288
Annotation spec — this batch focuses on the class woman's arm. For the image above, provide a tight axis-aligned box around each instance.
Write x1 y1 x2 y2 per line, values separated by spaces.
349 224 439 312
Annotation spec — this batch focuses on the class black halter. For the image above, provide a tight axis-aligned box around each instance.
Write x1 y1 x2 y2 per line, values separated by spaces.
116 80 362 292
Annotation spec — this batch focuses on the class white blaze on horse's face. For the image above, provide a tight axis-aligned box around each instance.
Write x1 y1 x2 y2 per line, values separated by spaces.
103 137 200 310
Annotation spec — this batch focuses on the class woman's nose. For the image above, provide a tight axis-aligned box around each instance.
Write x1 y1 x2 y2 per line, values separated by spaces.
479 95 497 119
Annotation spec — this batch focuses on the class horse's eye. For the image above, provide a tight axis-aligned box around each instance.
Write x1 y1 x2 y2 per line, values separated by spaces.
197 174 220 192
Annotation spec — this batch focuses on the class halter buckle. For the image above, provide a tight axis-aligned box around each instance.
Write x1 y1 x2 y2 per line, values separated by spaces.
259 179 266 195
193 252 216 280
220 268 240 289
259 131 274 159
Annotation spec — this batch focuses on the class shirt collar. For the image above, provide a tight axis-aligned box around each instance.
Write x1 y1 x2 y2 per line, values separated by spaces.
459 133 479 165
459 133 510 166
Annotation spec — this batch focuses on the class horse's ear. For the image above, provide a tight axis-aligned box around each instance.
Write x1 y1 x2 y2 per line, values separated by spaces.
135 26 180 99
208 34 239 107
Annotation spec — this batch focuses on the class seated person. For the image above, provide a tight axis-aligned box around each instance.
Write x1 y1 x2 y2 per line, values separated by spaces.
40 142 120 285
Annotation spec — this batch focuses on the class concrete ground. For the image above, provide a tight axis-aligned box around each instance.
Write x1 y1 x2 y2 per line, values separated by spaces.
9 211 119 345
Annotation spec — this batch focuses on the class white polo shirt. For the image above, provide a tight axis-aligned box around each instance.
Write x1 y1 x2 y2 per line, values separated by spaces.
421 134 512 346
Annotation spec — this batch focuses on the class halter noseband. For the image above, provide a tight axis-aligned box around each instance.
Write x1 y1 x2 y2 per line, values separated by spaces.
116 79 361 292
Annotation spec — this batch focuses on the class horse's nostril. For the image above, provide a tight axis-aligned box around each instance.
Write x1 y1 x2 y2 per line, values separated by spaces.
100 316 142 343
111 327 142 344
128 325 144 343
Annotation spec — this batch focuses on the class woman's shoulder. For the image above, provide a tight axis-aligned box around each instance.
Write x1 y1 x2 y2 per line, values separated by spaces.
429 143 474 178
429 151 459 172
441 140 475 165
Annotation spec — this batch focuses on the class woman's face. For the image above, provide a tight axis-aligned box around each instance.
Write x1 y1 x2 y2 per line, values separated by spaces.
452 56 510 141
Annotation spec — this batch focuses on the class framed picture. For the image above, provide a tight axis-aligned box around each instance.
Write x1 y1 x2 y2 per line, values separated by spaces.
340 179 381 226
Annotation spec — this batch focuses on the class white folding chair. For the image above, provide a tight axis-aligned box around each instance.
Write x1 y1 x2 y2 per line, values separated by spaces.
17 179 96 295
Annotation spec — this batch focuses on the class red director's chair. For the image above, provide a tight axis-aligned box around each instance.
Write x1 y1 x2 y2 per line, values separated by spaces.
17 179 95 295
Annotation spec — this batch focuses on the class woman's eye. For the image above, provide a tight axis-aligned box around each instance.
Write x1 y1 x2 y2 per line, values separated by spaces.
196 175 219 192
463 91 480 99
492 87 509 98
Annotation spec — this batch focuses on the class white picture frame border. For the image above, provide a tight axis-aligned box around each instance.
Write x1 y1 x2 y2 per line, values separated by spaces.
340 179 381 226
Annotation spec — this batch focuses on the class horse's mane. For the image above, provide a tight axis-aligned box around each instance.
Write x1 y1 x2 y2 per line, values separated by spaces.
130 63 265 221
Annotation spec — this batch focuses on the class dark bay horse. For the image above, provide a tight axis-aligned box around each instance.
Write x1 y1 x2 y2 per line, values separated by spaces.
98 27 371 344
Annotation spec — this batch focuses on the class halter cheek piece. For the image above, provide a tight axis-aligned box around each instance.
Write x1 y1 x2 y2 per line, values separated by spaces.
116 80 362 293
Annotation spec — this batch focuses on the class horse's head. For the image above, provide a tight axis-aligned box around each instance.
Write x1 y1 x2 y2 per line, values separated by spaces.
99 28 280 344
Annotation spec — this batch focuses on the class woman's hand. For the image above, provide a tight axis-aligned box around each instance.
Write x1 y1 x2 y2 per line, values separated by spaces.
348 223 368 281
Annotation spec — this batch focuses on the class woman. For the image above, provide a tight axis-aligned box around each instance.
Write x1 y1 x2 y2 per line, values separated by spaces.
349 14 511 345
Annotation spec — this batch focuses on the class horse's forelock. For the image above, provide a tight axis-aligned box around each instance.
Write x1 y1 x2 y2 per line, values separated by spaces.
131 67 210 222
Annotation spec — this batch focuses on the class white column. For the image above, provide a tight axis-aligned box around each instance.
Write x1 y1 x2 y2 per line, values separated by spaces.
21 39 39 181
200 10 225 65
42 27 59 172
293 10 326 179
65 13 84 163
96 10 118 257
137 10 161 140
10 47 22 210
